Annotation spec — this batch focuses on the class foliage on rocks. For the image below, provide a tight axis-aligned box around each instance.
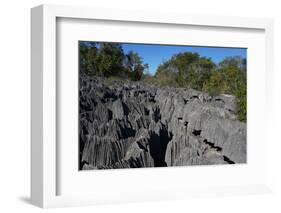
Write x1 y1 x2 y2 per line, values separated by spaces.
79 42 246 122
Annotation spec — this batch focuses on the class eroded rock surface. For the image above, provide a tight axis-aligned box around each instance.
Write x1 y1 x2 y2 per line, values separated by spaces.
79 75 246 170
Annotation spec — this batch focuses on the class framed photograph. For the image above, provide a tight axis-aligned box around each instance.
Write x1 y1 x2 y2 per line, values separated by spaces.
31 4 274 208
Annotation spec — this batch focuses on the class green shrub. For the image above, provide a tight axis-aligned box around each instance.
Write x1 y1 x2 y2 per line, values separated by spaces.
104 76 124 86
155 52 215 90
203 58 247 121
235 83 247 122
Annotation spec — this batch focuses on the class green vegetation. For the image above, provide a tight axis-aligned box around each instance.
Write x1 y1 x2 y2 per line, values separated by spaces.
103 76 124 86
154 54 246 122
79 41 148 81
155 52 215 90
79 42 246 122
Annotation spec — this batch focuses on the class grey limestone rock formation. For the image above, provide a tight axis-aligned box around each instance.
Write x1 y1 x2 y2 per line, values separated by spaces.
79 75 246 170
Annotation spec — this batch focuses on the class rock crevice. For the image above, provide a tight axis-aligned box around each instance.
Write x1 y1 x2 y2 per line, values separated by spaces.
79 75 246 170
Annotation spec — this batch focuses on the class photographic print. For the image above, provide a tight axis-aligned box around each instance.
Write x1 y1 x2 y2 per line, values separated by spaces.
79 41 247 170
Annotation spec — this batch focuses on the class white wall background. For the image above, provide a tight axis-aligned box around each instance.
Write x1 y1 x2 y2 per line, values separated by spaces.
0 0 280 212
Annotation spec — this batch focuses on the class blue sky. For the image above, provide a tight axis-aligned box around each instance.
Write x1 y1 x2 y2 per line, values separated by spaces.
122 43 246 75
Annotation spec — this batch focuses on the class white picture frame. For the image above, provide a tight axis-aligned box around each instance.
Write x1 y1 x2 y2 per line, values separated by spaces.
31 4 274 208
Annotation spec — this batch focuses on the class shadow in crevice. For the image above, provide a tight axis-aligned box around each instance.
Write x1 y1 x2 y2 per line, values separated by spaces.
203 139 222 152
223 156 235 164
192 129 201 136
148 124 173 167
152 106 161 122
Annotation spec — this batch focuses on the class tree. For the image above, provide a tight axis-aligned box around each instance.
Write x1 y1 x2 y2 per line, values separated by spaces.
79 42 149 80
96 43 125 77
218 56 247 72
79 41 98 75
125 51 148 81
79 42 89 74
155 52 215 89
203 56 247 121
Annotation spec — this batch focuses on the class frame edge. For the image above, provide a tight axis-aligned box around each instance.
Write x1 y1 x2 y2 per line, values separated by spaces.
31 5 44 208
